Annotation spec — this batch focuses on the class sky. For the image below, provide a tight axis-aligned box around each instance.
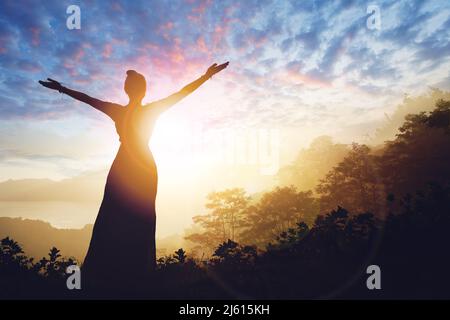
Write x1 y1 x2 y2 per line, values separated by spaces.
0 0 450 234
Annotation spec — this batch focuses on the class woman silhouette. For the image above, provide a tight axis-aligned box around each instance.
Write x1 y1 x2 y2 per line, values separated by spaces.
39 62 229 292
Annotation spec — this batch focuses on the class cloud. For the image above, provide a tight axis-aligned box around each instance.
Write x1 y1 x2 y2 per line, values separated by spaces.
0 0 450 179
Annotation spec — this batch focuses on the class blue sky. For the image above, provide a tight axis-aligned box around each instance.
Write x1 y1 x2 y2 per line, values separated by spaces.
1 0 450 180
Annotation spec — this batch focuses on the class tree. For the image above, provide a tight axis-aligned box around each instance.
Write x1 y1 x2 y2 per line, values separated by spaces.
316 143 385 216
211 240 257 266
173 248 187 264
268 222 310 250
185 188 250 253
240 186 318 248
0 237 33 272
379 100 450 198
37 247 77 280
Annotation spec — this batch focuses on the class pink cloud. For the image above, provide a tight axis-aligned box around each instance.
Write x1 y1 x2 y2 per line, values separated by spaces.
30 27 40 47
102 43 113 58
279 69 332 88
192 0 212 15
62 43 91 76
196 36 209 54
187 0 212 24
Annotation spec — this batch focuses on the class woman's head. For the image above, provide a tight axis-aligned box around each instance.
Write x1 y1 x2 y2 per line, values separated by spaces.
124 70 146 101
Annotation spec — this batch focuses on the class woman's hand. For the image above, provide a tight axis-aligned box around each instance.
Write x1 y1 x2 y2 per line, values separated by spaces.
38 78 63 92
205 62 229 79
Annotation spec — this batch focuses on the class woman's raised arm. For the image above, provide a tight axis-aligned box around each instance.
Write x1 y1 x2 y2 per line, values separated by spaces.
38 78 122 120
149 62 229 114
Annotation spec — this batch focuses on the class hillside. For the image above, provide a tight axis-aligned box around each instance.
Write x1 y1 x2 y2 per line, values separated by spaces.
0 217 92 262
0 217 190 262
0 171 107 202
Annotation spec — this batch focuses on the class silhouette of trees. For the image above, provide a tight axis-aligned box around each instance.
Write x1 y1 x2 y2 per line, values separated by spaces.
0 239 80 298
379 99 450 199
0 237 33 272
268 222 309 249
317 143 385 216
157 248 191 269
173 248 187 264
36 247 77 281
211 240 257 266
1 183 450 299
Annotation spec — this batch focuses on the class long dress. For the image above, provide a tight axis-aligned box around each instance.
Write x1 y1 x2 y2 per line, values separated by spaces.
82 103 161 292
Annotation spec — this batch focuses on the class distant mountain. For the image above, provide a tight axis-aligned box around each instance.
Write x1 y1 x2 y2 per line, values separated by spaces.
0 170 107 202
0 217 92 262
0 217 192 262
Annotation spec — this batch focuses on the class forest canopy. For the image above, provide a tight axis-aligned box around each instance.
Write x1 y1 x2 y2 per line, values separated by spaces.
185 98 450 254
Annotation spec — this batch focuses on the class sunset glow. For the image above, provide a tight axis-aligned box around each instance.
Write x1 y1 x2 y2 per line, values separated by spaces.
1 0 449 237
